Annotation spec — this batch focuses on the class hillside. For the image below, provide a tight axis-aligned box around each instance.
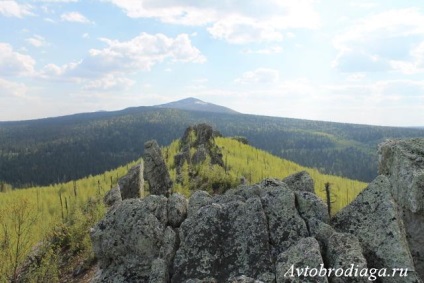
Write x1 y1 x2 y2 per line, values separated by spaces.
1 99 424 188
0 129 367 282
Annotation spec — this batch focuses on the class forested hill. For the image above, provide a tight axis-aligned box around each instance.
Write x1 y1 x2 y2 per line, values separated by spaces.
1 104 424 187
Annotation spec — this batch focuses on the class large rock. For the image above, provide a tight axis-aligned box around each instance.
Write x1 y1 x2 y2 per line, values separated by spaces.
259 182 309 256
175 124 225 188
90 199 165 282
295 191 330 224
276 237 328 283
379 138 424 277
378 139 424 213
172 192 274 283
325 233 368 283
144 140 173 196
307 218 368 283
332 176 421 282
167 193 188 228
103 186 122 207
118 163 144 199
283 171 315 193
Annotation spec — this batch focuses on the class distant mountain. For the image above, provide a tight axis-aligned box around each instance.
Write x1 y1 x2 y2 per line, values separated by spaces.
155 97 239 114
1 99 424 187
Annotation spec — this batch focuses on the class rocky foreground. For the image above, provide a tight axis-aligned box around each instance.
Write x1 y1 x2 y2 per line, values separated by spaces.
91 137 424 283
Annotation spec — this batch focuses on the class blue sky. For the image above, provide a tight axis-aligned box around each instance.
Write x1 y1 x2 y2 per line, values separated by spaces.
0 0 423 126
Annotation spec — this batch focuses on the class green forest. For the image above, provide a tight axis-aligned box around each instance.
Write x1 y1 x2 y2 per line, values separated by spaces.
1 107 423 188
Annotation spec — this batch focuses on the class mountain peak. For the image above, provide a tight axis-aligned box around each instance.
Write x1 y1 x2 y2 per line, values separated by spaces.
155 97 239 114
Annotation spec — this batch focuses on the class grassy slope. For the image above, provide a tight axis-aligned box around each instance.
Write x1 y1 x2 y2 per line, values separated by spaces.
164 137 367 214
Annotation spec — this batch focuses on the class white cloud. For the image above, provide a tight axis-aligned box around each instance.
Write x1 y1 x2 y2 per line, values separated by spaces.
333 8 424 73
82 74 135 91
235 68 280 84
105 0 320 44
242 46 283 55
37 0 78 2
0 1 33 18
0 78 27 97
76 33 205 75
0 43 36 76
60 11 92 24
26 35 49 48
40 33 205 91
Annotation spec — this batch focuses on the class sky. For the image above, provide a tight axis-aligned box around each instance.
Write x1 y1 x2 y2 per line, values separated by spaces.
0 0 424 126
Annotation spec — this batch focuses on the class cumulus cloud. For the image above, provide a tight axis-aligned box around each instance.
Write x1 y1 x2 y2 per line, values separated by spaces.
0 78 27 97
82 74 135 91
0 43 36 76
104 0 320 44
40 32 205 90
0 1 33 18
242 46 283 55
37 0 78 2
61 11 92 24
333 8 424 74
45 32 205 77
235 68 280 84
26 35 49 48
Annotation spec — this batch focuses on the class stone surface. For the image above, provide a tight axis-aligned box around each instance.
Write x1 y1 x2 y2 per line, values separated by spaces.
325 233 368 283
144 140 173 196
149 258 168 283
187 190 213 217
259 182 309 256
379 138 424 278
103 185 122 207
283 171 315 193
378 139 424 213
228 275 264 283
295 191 330 224
172 192 274 283
90 199 165 282
276 237 328 283
118 163 144 199
167 193 188 228
332 176 420 283
159 226 178 270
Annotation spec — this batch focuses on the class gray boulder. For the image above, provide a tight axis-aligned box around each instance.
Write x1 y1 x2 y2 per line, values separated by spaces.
172 192 274 282
379 138 424 277
283 171 315 193
103 185 122 207
332 176 420 282
187 190 213 217
295 191 330 224
259 182 309 256
149 258 168 283
276 237 328 283
144 140 173 196
326 233 368 283
167 193 188 228
378 139 424 213
90 199 165 282
118 163 144 199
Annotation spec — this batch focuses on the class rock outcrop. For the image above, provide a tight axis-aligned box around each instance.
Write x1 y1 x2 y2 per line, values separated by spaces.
91 137 424 283
91 171 369 283
378 139 424 278
118 163 144 199
144 140 173 196
174 124 224 191
333 176 420 282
